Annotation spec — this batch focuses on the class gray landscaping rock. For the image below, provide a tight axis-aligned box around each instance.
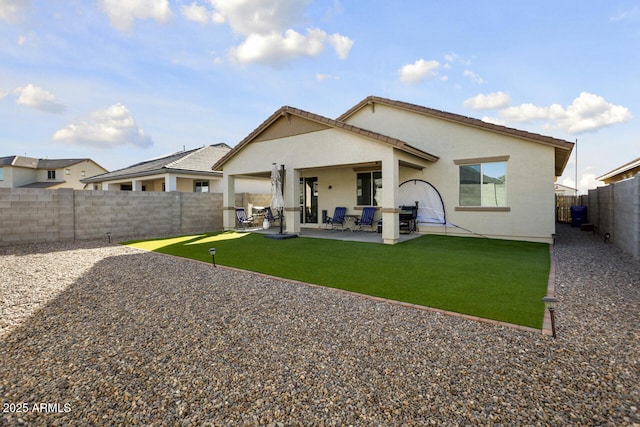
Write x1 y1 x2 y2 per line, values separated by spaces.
1 225 638 426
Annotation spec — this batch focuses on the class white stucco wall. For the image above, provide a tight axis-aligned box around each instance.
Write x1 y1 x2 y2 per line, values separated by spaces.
344 104 557 242
223 128 396 176
0 167 36 188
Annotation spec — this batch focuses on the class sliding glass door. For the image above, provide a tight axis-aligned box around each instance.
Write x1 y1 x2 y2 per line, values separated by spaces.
299 177 318 224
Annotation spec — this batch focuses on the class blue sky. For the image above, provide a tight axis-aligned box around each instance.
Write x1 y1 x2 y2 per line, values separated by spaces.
1 0 638 193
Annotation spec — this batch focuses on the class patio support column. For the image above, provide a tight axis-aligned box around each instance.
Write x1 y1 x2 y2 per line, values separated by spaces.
165 174 177 192
381 153 400 244
222 174 236 230
132 179 143 191
103 182 114 191
284 168 301 234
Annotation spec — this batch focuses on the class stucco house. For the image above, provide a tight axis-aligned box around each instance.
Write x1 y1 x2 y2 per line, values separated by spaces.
82 143 267 194
597 156 640 184
213 96 574 244
554 183 578 196
0 156 107 190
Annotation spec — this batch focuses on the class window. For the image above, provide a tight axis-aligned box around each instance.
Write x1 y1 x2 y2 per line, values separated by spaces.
459 161 506 207
194 180 209 192
47 170 56 180
357 171 382 206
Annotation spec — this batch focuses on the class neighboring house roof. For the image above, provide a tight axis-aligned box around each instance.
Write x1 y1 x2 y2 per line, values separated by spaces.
82 143 230 183
0 155 96 169
597 156 640 184
554 183 577 193
338 96 575 176
212 106 440 171
19 181 64 189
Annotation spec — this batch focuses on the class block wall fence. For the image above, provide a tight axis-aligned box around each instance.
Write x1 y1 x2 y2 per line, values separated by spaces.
582 175 640 260
0 188 270 246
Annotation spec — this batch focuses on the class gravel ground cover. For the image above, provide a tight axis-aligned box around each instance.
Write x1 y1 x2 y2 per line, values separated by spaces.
1 225 638 426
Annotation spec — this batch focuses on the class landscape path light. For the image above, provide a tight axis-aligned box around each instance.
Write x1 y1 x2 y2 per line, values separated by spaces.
542 296 559 338
209 248 216 267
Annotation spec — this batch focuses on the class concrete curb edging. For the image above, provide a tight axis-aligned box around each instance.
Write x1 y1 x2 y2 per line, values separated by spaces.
541 243 557 337
124 243 545 335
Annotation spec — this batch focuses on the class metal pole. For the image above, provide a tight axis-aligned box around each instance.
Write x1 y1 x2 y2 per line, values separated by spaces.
550 309 556 338
575 138 578 196
280 164 285 235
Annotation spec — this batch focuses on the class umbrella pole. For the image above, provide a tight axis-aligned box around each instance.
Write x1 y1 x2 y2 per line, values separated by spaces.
280 164 285 234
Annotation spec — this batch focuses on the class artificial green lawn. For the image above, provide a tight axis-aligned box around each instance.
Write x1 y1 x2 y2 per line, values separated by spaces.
123 232 550 328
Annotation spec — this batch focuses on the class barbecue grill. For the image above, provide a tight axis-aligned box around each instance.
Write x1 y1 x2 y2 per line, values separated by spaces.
399 203 418 233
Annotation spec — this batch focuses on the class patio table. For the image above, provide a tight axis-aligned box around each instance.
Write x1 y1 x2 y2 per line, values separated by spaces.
343 214 360 231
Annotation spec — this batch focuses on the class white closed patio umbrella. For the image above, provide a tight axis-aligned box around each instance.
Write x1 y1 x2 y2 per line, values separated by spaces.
270 163 285 234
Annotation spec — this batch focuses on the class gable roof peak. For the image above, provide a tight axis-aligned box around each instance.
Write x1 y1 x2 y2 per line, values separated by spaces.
340 96 574 176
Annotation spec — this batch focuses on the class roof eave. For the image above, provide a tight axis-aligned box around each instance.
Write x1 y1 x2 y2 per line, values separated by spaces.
212 106 439 170
341 96 575 171
597 157 640 181
82 168 222 183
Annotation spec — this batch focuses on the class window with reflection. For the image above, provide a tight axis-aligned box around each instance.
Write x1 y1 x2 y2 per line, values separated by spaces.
459 162 506 207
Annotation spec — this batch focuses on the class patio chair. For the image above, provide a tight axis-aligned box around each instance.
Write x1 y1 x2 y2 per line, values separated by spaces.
325 206 347 230
353 206 376 231
236 207 254 229
263 206 281 227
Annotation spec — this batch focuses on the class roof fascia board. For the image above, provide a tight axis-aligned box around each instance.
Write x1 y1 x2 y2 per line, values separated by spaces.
82 168 221 183
597 156 640 181
212 106 439 170
340 96 575 151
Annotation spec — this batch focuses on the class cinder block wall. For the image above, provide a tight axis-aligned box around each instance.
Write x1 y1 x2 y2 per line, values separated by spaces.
0 188 67 244
584 175 640 260
0 188 268 246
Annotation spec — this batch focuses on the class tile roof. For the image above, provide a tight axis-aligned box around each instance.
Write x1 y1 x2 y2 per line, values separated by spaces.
19 181 64 189
82 144 230 183
212 106 439 170
0 156 90 169
597 156 640 182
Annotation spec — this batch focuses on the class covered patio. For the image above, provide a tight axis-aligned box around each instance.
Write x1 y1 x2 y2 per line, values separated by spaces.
251 226 423 244
212 106 439 245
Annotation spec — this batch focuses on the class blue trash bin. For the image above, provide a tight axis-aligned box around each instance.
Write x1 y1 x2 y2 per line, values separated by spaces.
570 206 587 227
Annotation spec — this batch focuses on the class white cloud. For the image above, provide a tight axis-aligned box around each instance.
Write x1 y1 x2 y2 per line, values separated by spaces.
464 91 511 110
463 70 486 84
557 92 632 133
316 73 339 82
0 0 30 23
181 1 211 23
326 0 344 17
14 84 66 113
562 167 604 194
205 0 352 65
499 103 552 122
0 88 8 99
444 52 471 65
609 7 639 23
399 59 440 84
52 103 152 148
499 92 632 134
579 171 601 193
230 28 345 66
99 0 172 31
481 116 507 126
209 0 310 35
328 33 353 59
